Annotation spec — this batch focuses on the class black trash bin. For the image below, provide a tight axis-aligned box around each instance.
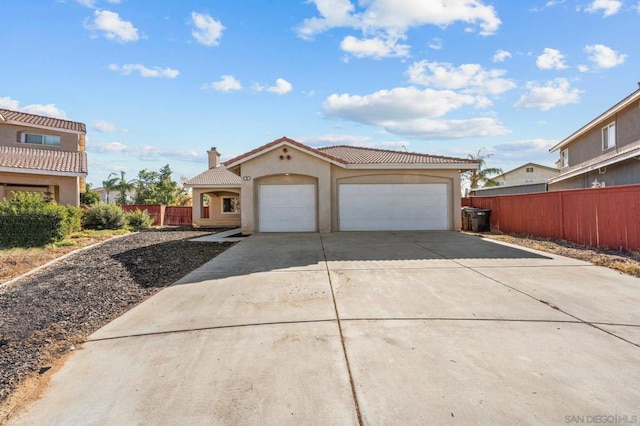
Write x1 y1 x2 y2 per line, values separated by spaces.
461 207 491 232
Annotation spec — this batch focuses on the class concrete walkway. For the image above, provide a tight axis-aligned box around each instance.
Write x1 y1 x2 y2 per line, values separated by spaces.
7 232 640 425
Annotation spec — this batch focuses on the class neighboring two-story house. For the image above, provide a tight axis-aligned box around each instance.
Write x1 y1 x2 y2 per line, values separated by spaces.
470 162 559 196
492 162 559 186
548 85 640 190
0 109 87 206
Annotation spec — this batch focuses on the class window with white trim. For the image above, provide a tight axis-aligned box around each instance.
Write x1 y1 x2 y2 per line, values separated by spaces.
560 149 569 168
21 133 61 146
222 197 239 214
602 122 615 150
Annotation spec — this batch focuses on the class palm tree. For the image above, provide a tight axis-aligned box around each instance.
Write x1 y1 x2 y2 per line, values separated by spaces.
102 173 120 203
464 150 503 189
113 171 137 205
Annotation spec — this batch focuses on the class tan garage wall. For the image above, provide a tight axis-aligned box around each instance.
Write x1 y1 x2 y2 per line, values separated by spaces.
238 145 332 234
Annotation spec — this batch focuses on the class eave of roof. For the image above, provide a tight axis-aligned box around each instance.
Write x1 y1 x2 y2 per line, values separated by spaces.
184 165 242 187
548 142 640 184
549 87 640 153
0 109 86 134
224 137 347 168
224 137 479 170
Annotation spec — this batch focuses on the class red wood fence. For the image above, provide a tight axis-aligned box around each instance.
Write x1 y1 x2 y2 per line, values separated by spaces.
462 184 640 252
164 206 193 226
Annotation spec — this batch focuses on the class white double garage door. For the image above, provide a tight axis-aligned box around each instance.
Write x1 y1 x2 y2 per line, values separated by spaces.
259 183 449 232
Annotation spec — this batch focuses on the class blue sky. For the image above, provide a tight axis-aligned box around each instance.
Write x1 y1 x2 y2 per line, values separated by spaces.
2 0 638 186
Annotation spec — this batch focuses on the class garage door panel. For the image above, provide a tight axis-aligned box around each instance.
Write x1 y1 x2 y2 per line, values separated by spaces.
259 185 316 232
339 184 448 231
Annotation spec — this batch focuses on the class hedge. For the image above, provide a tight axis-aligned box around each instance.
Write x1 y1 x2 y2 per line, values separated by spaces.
0 192 83 247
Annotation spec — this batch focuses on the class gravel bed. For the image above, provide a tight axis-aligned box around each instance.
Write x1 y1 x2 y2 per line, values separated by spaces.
0 228 234 406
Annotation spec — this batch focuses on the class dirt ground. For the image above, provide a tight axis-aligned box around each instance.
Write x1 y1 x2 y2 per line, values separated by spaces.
482 232 640 277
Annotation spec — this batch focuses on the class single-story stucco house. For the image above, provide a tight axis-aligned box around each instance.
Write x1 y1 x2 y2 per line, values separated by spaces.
185 137 479 234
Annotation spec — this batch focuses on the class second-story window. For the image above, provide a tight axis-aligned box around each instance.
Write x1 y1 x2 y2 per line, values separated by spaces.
561 149 569 167
21 133 61 147
526 167 534 173
602 122 616 150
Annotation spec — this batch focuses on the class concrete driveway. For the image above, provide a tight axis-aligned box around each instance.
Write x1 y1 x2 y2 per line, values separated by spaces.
8 232 640 425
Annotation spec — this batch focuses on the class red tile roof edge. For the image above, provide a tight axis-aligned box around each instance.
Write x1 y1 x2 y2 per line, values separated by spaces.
319 145 478 164
224 137 478 166
0 109 86 133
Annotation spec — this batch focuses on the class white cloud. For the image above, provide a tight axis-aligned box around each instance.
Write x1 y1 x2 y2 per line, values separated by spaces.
191 12 224 46
206 75 242 92
585 0 622 16
324 87 477 121
322 86 509 139
92 120 126 133
492 49 511 62
536 48 568 70
514 78 582 111
87 141 205 162
340 35 410 59
109 64 179 78
584 44 627 68
407 61 516 96
253 78 292 95
75 0 97 7
493 138 556 154
382 117 509 139
428 38 443 50
0 97 67 118
297 0 501 58
84 10 139 43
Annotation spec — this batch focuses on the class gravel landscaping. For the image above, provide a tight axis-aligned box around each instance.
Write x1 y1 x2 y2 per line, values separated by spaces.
0 228 234 410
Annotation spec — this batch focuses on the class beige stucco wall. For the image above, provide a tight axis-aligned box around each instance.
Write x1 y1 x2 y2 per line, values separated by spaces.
191 188 241 227
235 143 465 234
0 123 82 152
0 172 80 206
238 145 332 234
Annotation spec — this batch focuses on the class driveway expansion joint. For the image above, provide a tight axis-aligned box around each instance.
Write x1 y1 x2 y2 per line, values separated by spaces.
320 234 364 426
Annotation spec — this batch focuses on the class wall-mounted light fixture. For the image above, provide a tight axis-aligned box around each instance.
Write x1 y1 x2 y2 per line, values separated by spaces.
242 176 251 181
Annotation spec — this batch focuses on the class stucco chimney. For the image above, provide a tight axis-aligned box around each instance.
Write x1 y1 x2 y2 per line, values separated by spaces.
208 147 221 169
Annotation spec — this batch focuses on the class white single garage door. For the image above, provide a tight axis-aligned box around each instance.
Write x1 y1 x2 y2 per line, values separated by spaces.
339 183 449 231
259 184 316 232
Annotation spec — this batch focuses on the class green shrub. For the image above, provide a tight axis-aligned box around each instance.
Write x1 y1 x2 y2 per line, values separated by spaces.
125 209 154 230
63 205 83 234
0 192 78 247
83 203 126 230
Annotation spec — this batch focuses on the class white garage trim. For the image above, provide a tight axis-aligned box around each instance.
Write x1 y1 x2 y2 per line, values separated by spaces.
339 183 449 231
259 184 316 232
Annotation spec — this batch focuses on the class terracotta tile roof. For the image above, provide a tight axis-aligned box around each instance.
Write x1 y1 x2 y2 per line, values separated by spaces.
318 145 474 165
0 146 87 174
224 136 476 167
184 166 242 186
0 109 86 133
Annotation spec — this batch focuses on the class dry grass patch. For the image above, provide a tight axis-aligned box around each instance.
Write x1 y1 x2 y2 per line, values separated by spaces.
0 229 129 285
486 233 640 278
